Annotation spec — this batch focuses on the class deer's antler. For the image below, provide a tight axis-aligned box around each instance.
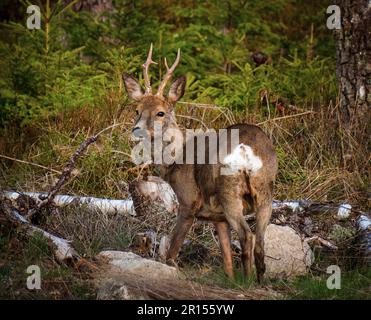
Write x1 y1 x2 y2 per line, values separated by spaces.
142 43 158 95
156 48 181 97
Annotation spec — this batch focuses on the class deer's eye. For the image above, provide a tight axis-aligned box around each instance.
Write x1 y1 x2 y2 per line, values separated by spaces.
156 111 165 117
135 110 139 115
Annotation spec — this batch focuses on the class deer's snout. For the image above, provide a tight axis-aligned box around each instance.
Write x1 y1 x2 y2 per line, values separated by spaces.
131 126 148 140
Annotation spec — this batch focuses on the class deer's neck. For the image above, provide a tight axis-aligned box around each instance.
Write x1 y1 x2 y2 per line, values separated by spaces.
155 115 186 180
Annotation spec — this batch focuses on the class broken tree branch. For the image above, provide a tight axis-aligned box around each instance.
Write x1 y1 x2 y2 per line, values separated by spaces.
304 236 338 250
26 123 124 220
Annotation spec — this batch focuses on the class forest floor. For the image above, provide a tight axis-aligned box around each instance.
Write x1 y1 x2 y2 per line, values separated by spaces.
0 226 370 300
0 202 370 300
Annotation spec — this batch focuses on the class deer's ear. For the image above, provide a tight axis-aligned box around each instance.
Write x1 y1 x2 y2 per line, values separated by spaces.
168 76 186 104
122 73 144 101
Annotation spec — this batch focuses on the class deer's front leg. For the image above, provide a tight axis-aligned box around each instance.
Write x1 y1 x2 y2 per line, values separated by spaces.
166 207 194 267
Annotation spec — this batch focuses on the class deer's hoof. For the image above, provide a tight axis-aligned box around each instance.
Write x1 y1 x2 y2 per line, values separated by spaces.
257 272 265 284
166 258 178 268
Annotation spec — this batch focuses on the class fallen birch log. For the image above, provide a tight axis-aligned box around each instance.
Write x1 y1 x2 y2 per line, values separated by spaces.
4 191 135 216
4 190 363 221
1 197 78 263
272 200 354 219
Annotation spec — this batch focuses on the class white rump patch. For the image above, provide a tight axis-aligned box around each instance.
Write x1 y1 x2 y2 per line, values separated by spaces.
222 144 263 175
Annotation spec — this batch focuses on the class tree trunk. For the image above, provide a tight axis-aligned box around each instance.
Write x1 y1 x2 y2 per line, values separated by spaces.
335 0 371 120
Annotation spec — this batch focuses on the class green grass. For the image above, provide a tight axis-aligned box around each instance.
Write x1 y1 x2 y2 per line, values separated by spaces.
183 263 371 300
287 269 371 300
191 266 257 290
24 232 51 260
0 230 95 300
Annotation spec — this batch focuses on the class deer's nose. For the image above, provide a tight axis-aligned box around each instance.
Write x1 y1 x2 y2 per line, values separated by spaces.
132 127 146 139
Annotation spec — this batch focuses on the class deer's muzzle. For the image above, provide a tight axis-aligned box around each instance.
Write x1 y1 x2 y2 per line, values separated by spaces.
131 127 149 141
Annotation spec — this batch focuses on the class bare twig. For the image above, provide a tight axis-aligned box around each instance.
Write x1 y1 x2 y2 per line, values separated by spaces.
176 114 209 129
304 236 338 250
125 163 151 174
257 111 315 125
0 154 62 174
176 101 236 125
177 101 219 109
111 149 132 159
26 123 123 220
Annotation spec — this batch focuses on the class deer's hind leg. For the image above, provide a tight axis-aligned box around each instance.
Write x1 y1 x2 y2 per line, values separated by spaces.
214 221 234 280
254 200 272 283
249 178 274 283
236 216 255 279
220 196 255 280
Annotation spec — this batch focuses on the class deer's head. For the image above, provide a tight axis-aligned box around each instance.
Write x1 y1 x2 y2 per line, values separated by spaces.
123 44 186 141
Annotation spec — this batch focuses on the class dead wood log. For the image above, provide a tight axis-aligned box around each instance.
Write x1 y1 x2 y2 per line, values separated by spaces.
129 176 179 217
0 195 78 263
5 189 366 223
5 191 135 216
272 200 356 219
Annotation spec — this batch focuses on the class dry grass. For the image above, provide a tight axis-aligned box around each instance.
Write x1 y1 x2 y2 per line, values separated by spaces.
94 268 280 300
1 95 369 207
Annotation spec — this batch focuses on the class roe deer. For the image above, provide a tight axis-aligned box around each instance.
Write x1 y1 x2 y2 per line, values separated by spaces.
123 44 278 283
